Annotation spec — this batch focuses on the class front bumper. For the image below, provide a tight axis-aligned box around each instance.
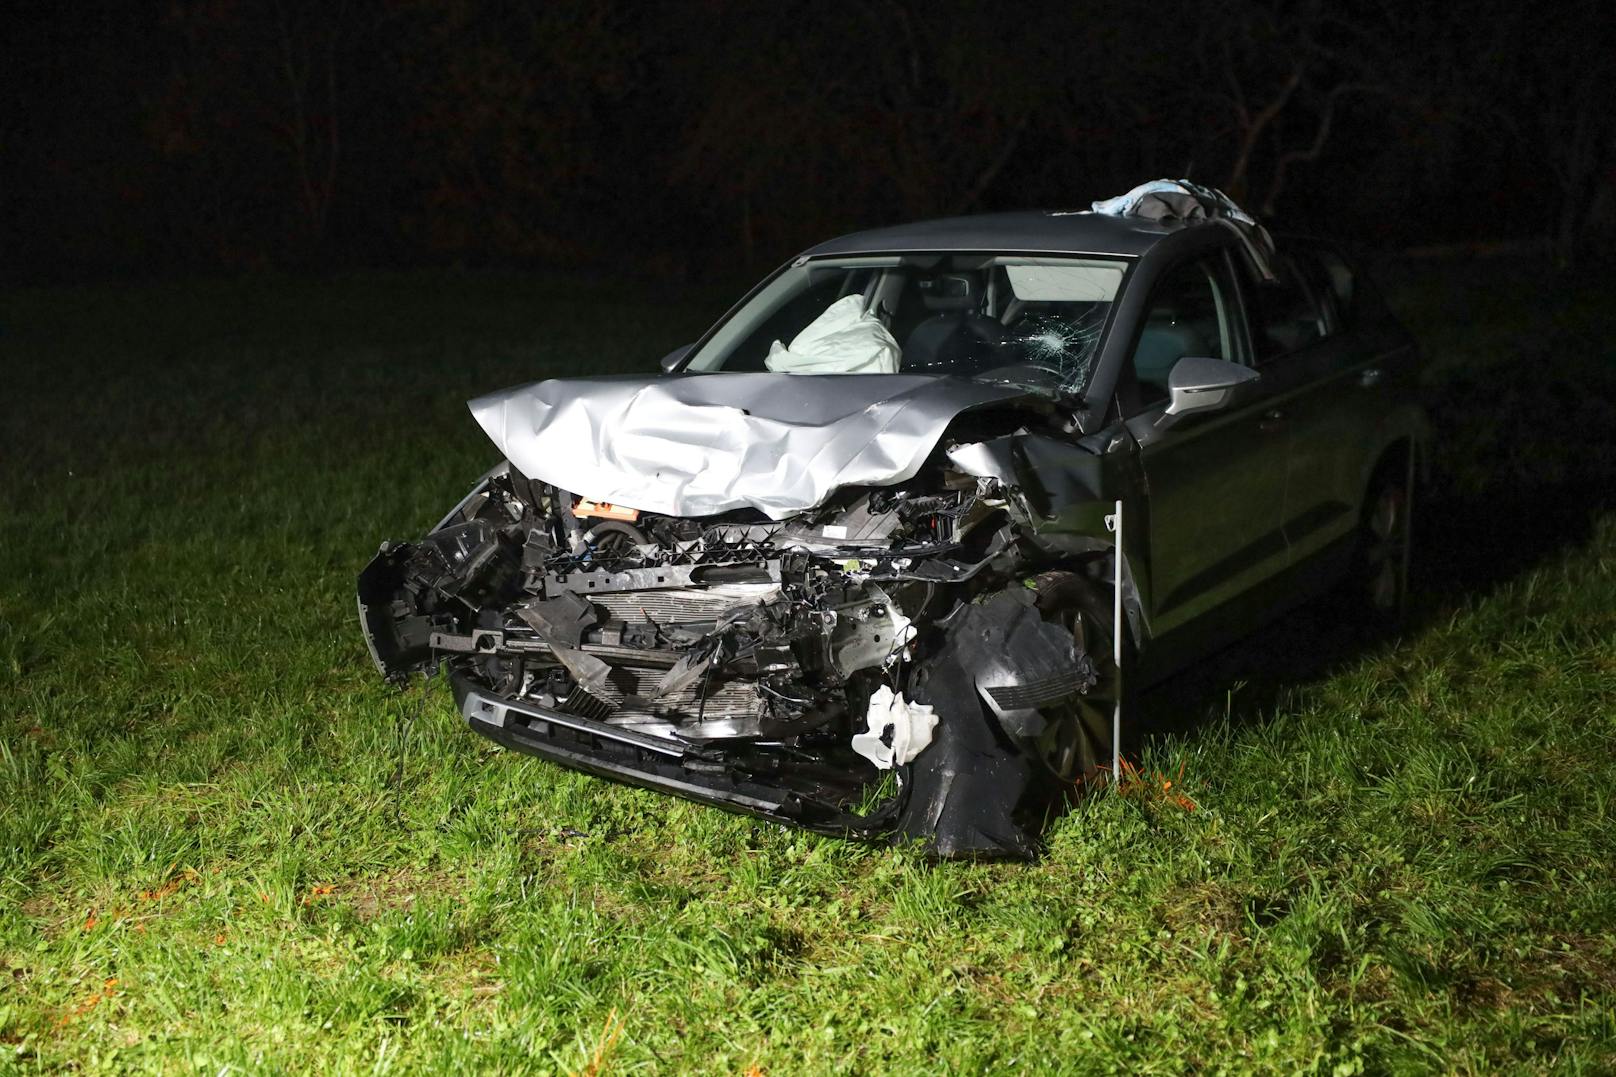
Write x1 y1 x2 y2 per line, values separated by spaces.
451 674 892 837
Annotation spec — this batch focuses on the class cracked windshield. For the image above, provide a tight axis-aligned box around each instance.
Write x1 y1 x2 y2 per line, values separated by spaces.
685 254 1128 398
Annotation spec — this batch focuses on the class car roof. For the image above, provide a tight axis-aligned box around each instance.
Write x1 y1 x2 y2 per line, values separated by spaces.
800 209 1184 260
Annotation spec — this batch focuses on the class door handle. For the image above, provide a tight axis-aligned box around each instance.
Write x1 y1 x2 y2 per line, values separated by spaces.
1358 367 1383 388
1259 407 1285 432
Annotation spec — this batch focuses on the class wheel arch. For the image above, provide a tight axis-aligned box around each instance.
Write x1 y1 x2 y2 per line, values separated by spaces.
1356 404 1431 516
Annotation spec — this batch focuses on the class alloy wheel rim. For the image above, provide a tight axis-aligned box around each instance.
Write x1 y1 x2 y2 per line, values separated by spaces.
1037 608 1117 781
1365 485 1407 611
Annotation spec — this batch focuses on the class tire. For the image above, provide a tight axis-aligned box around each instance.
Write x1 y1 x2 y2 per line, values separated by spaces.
894 574 1130 858
1349 452 1414 625
1026 571 1127 784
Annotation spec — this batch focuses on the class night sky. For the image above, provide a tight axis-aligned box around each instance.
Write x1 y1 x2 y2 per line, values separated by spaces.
4 0 1612 283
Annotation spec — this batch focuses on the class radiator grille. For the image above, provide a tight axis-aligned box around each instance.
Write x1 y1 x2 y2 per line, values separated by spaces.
589 584 777 625
560 663 760 722
561 684 614 721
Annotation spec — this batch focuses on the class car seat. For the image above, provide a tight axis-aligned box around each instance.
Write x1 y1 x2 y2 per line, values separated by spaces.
902 275 1005 372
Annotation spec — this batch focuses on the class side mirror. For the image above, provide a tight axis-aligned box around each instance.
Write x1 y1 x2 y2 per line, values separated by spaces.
659 344 693 373
1156 356 1260 430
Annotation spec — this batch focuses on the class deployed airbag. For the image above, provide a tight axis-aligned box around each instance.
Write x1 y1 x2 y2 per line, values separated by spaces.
765 295 902 374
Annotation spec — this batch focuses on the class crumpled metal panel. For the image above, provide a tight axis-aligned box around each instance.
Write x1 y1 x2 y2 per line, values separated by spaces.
468 373 1028 520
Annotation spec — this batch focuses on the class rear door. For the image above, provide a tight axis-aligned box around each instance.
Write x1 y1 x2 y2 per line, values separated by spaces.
1123 249 1291 638
1235 247 1369 567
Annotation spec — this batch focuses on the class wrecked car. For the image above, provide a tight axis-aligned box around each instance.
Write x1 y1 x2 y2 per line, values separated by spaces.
358 180 1425 857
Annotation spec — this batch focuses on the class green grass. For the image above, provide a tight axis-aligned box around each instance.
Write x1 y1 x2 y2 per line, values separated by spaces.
2 262 1614 1073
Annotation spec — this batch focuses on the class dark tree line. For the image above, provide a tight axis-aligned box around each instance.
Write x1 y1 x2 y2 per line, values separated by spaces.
4 0 1612 282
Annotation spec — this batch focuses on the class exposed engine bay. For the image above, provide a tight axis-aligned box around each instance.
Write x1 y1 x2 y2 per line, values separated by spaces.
360 381 1134 858
366 456 1016 716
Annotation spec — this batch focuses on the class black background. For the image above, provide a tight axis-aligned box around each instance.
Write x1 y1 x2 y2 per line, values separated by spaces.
5 0 1611 283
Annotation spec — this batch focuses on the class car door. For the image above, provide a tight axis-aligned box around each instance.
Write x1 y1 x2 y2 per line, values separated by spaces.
1123 249 1291 639
1235 248 1365 568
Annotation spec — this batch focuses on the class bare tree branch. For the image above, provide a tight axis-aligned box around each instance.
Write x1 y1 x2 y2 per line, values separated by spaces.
1262 81 1358 214
1224 63 1304 199
950 112 1030 215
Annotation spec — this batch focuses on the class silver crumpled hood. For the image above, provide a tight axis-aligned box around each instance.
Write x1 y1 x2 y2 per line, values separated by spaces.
468 373 1029 520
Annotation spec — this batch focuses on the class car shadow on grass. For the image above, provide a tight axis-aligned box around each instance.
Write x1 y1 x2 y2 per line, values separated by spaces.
1130 255 1616 745
1124 284 1616 747
1131 462 1616 747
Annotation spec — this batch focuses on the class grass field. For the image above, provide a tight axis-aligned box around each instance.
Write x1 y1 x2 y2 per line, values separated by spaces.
2 262 1614 1073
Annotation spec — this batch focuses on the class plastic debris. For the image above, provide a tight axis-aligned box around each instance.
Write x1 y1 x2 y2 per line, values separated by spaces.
852 686 939 769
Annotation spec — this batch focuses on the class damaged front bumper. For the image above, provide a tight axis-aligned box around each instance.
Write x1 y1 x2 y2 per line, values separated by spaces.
452 673 895 836
359 412 1130 857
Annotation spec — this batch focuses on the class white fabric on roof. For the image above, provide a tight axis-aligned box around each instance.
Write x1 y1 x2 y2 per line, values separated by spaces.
1091 178 1277 280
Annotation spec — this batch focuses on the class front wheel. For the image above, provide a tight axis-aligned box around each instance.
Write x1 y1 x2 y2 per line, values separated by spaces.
1027 571 1127 784
895 577 1129 858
